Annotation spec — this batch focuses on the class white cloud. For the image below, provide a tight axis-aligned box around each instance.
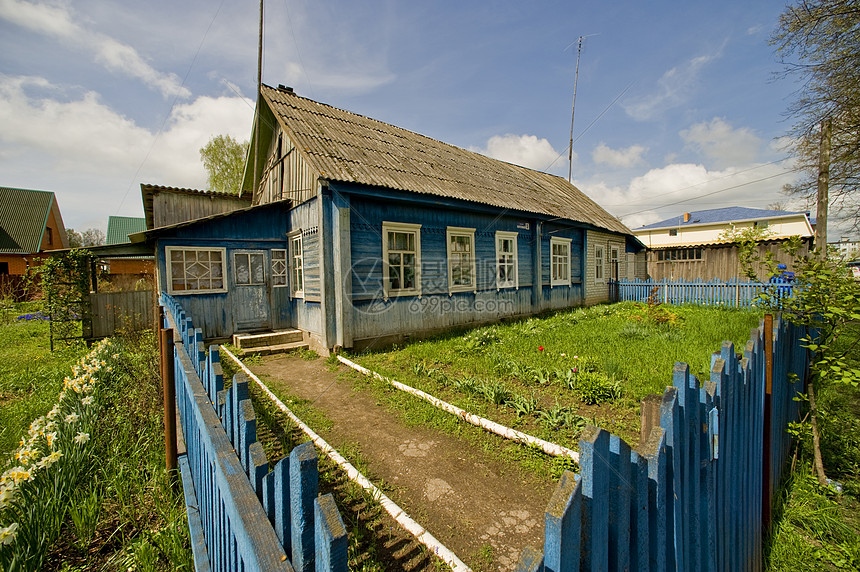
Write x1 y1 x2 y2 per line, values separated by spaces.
470 134 562 171
623 51 720 121
581 160 802 230
680 117 761 168
0 74 253 227
592 143 647 168
0 0 190 99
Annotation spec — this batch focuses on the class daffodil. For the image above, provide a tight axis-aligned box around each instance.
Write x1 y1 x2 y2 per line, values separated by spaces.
65 412 79 424
74 432 90 445
0 522 19 546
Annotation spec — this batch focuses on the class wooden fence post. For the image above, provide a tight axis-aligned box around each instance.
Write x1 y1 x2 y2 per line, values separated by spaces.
543 470 580 572
762 314 774 531
290 441 319 572
314 494 348 572
640 394 663 444
160 327 178 480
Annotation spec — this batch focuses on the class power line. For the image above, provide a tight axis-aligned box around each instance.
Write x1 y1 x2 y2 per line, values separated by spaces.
114 0 226 214
618 168 801 218
602 157 796 208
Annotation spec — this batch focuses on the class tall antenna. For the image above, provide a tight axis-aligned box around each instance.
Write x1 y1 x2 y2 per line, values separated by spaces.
252 0 263 201
567 34 596 184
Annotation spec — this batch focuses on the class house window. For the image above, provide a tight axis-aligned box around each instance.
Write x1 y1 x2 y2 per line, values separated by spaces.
551 237 572 286
754 220 769 229
657 248 703 262
272 249 287 286
668 229 678 237
447 227 477 293
167 247 226 294
290 234 304 297
234 252 265 285
594 244 605 282
495 231 518 289
382 222 421 297
46 227 53 246
0 262 8 275
610 245 620 280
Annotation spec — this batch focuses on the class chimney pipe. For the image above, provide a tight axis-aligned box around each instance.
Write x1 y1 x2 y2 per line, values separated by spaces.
683 212 691 223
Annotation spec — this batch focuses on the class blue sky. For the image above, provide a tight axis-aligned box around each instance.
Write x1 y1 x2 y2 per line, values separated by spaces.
2 0 841 236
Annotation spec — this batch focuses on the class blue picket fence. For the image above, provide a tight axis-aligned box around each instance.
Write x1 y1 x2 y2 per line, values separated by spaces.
612 278 796 308
516 316 808 571
162 293 348 572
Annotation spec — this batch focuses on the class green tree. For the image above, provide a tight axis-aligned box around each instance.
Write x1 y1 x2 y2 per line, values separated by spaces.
772 0 860 230
65 228 105 248
736 235 860 484
199 134 249 194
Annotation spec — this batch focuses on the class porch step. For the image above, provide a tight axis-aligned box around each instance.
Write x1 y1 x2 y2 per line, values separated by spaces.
239 340 309 357
233 329 303 350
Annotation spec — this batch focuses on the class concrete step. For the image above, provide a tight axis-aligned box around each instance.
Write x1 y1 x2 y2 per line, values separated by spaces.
233 329 303 349
239 340 310 356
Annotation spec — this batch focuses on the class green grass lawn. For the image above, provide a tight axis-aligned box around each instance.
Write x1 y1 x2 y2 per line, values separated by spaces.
349 302 763 448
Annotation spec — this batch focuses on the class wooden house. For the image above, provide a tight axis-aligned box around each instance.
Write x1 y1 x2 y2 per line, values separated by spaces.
633 207 814 281
1 187 69 297
139 85 644 351
104 216 154 285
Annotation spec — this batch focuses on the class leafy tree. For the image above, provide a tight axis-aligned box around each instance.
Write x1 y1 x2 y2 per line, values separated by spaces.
199 134 249 194
66 228 105 248
771 0 860 230
736 234 860 485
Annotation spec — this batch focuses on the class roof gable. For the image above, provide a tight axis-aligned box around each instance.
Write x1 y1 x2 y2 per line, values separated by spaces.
0 186 57 254
636 206 809 231
106 216 147 245
256 84 632 236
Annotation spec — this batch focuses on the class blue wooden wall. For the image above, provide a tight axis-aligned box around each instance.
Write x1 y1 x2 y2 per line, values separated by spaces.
345 193 587 342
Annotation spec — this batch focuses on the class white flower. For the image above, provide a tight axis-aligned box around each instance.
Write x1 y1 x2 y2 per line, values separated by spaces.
74 432 90 445
0 522 19 546
65 413 79 424
0 487 16 510
82 396 94 406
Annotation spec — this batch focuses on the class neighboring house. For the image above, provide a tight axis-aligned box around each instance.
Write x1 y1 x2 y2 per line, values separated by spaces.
137 84 644 351
104 216 154 283
633 207 814 281
0 186 69 277
829 237 860 262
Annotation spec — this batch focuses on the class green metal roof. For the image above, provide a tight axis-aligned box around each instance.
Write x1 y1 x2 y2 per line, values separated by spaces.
0 186 56 254
106 216 147 245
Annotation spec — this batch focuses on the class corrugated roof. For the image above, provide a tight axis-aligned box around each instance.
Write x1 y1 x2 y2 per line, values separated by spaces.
260 84 633 236
106 216 147 245
0 186 55 254
637 206 809 231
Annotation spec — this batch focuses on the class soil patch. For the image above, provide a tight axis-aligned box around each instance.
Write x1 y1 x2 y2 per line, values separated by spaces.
251 354 556 571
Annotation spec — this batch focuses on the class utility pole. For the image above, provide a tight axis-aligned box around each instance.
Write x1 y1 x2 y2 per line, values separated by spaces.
568 36 583 184
252 0 263 202
815 117 832 255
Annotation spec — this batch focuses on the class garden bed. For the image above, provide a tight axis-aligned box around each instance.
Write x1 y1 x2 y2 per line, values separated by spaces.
348 302 763 449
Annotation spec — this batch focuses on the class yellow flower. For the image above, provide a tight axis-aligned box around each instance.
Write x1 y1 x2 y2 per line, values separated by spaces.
0 522 19 546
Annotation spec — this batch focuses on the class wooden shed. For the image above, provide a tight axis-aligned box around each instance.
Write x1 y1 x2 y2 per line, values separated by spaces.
142 85 644 351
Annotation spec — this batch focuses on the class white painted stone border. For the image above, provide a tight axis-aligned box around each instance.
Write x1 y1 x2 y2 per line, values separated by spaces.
220 346 472 572
337 355 580 464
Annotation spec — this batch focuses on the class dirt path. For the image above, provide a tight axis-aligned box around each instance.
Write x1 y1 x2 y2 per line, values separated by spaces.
250 354 556 571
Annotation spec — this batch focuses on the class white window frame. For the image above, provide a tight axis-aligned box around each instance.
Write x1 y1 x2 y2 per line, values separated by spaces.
166 246 227 295
495 231 518 290
594 244 605 283
272 249 288 287
382 222 422 298
233 251 266 286
551 237 572 287
446 226 477 294
289 233 304 298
